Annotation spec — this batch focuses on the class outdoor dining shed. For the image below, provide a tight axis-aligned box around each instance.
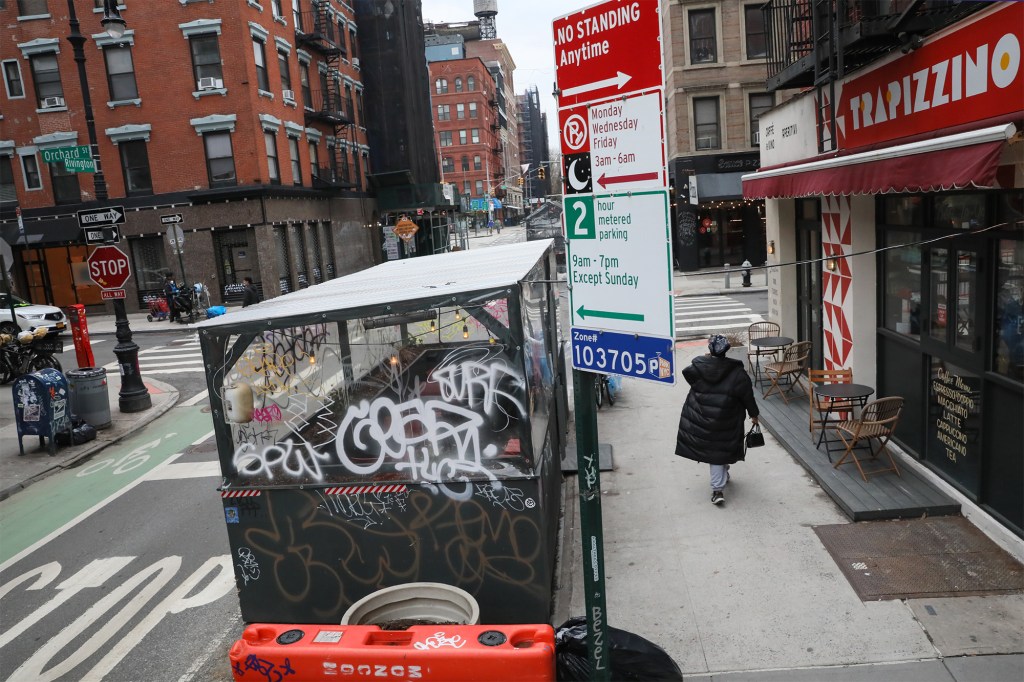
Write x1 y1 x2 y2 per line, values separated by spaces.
195 240 566 624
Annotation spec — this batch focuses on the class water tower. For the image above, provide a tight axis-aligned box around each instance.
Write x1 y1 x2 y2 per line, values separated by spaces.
474 0 497 39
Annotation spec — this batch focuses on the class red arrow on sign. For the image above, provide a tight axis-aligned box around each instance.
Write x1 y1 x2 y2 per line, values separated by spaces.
596 171 660 189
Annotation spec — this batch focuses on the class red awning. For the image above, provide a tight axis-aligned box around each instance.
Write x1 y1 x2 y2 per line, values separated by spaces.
742 124 1016 199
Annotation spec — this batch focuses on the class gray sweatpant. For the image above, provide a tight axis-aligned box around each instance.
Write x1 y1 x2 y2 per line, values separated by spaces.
710 464 730 491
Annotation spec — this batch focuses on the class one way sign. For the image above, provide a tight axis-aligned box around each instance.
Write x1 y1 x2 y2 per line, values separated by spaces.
77 205 125 228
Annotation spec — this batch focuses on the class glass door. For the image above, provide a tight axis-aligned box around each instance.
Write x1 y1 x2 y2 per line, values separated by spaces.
796 200 823 369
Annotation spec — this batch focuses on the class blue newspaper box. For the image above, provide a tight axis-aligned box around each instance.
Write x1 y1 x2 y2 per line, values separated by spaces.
13 368 71 456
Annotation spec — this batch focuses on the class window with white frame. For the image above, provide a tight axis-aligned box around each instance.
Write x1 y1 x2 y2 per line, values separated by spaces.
475 179 483 195
288 136 301 185
19 153 42 190
455 77 463 92
439 131 452 147
18 0 48 16
435 78 448 94
437 104 450 121
461 155 469 171
271 0 283 19
119 140 152 195
469 102 478 118
299 61 311 107
308 141 319 177
473 155 481 170
744 4 767 59
459 129 467 145
463 180 471 194
29 53 63 107
456 103 465 120
2 60 25 98
103 46 138 101
204 132 236 187
688 8 717 64
693 96 720 149
467 75 475 91
471 128 480 144
278 49 292 94
253 38 270 92
748 92 774 146
265 132 280 184
442 156 454 173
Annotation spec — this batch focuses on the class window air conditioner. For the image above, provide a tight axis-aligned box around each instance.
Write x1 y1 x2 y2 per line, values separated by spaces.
696 136 714 150
352 57 360 69
197 77 223 91
282 89 296 101
41 96 65 109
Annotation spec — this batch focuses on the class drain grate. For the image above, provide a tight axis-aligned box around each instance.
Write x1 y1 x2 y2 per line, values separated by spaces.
814 517 1024 601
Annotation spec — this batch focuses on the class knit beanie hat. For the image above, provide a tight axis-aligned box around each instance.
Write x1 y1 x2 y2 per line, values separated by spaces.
708 334 730 357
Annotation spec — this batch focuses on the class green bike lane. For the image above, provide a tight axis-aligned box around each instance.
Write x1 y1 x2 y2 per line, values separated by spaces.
0 407 214 569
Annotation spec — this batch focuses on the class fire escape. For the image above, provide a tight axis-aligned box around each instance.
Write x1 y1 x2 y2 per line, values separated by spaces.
296 1 357 190
762 0 987 154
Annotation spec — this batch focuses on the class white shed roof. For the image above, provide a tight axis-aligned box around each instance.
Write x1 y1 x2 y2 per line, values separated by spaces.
198 239 553 329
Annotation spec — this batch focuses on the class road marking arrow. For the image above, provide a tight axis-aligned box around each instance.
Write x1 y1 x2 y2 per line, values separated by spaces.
562 71 632 98
577 306 645 322
596 172 660 189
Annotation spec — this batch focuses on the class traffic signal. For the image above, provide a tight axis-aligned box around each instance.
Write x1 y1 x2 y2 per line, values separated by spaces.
518 177 524 186
538 167 545 180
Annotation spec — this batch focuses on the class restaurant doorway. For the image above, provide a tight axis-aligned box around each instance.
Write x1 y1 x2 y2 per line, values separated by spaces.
796 199 823 369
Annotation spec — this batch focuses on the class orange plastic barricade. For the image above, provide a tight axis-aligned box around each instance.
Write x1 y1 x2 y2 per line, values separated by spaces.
229 623 556 682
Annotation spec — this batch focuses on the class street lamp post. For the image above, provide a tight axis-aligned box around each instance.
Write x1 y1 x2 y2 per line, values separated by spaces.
67 0 150 412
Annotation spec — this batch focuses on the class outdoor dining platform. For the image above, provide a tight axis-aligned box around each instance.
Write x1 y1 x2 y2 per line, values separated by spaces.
747 359 961 522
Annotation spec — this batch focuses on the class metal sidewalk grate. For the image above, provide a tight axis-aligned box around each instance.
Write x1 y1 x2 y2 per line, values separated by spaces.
814 517 1024 601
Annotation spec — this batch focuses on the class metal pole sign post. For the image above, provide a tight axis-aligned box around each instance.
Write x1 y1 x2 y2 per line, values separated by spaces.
553 2 672 678
163 217 190 296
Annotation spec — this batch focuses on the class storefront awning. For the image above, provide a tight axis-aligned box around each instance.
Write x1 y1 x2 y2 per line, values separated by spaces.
742 124 1016 199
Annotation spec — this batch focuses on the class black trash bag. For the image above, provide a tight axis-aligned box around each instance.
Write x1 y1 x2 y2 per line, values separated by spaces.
554 616 683 681
56 419 97 446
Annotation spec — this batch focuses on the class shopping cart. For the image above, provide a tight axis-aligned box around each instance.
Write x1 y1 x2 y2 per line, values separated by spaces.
144 295 169 322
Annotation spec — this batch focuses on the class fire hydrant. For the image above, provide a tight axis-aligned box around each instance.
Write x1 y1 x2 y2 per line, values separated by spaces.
741 260 753 287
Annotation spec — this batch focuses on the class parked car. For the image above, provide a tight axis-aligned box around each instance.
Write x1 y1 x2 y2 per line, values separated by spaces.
0 293 67 336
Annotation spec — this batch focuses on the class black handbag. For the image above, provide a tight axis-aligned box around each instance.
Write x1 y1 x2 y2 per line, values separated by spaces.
745 423 765 449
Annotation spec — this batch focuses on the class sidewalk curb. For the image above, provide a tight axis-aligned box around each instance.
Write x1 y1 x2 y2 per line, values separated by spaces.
0 380 180 501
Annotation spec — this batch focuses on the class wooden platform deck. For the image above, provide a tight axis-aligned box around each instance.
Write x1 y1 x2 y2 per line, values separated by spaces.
753 379 960 522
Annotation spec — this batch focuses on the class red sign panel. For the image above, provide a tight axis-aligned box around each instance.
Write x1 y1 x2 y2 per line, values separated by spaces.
839 2 1023 149
100 289 126 300
87 245 132 290
552 0 662 107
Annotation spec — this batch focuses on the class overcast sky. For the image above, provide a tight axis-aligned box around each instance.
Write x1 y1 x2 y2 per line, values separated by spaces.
421 0 587 150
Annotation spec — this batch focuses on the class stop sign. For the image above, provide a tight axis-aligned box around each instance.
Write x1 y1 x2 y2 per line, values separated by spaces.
87 245 132 289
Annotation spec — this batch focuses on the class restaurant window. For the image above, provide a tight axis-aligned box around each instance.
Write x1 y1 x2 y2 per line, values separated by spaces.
688 8 716 64
935 193 988 231
743 4 766 59
929 248 949 342
882 230 921 338
693 96 720 150
49 161 80 205
994 237 1024 381
119 140 153 196
882 195 924 226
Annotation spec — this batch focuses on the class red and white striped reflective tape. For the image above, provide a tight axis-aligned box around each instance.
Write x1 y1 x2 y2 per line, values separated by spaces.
221 490 262 498
322 484 408 496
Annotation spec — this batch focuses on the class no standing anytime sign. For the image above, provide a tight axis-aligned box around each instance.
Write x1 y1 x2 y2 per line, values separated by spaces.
553 0 675 385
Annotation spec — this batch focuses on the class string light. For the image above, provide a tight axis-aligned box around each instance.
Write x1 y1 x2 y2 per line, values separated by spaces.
430 318 436 332
462 324 469 339
390 354 398 365
455 310 462 321
489 335 496 344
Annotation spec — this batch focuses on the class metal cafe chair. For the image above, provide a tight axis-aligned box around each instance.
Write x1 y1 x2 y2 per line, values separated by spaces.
746 321 782 377
763 341 812 403
832 397 904 481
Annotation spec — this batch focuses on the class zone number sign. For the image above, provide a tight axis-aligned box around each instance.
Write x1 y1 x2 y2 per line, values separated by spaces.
87 245 132 290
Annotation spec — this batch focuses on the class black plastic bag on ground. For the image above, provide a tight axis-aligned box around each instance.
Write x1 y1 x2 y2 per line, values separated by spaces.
554 616 683 681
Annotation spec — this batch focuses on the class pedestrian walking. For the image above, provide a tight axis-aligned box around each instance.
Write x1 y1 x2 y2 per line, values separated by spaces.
241 276 260 308
674 334 759 505
163 274 179 323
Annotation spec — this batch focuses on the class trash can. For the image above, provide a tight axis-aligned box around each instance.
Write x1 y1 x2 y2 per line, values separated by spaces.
66 367 111 429
13 368 71 456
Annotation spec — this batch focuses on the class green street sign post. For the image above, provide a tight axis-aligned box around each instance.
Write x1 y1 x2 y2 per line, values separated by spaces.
41 145 95 173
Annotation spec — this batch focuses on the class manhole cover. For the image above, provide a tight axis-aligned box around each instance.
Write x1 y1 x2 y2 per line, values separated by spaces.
814 517 1024 601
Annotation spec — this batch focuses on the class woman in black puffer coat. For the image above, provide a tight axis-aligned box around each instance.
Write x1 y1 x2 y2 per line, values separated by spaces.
675 334 759 505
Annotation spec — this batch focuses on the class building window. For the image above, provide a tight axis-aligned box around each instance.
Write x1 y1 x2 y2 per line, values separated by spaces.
473 155 481 170
49 162 80 205
356 89 364 124
299 62 311 107
475 179 483 195
437 104 450 121
29 53 63 107
463 180 471 194
748 93 774 146
467 75 475 91
308 141 319 175
0 156 15 203
469 102 478 118
693 96 720 150
18 0 48 15
461 155 469 172
435 78 448 94
253 38 270 92
744 4 767 59
456 103 465 120
454 76 463 92
689 8 717 64
288 137 301 185
439 131 452 147
349 28 358 61
103 46 138 101
471 128 480 144
2 60 24 98
291 0 302 32
119 140 153 196
442 156 454 173
271 0 283 19
265 132 280 184
204 132 236 188
20 153 42 190
278 49 291 93
995 238 1024 381
190 34 223 86
459 130 467 145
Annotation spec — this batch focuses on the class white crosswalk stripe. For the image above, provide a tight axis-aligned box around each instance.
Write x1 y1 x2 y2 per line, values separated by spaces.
103 337 205 375
675 295 764 338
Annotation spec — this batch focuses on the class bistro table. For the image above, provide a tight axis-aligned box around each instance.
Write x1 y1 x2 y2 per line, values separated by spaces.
813 383 875 449
749 336 793 386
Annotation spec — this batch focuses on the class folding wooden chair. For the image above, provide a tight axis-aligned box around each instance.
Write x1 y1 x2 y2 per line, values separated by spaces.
763 341 812 403
747 321 782 377
832 397 904 481
808 367 855 444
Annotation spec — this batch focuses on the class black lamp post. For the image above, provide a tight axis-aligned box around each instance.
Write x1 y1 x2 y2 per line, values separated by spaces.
67 0 151 412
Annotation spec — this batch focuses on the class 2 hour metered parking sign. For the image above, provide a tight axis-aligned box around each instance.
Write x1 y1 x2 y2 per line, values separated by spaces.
554 0 674 384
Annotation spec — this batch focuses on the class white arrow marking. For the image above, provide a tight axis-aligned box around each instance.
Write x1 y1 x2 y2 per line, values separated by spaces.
562 71 632 98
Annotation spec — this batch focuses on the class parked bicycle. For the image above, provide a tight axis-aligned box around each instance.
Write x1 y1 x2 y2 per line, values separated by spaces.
594 373 616 408
0 331 63 384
